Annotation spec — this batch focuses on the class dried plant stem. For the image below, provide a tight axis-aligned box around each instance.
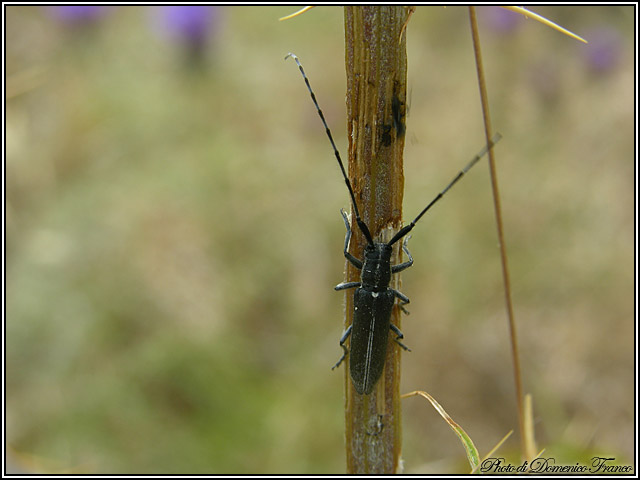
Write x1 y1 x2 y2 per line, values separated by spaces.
468 6 527 459
343 6 410 474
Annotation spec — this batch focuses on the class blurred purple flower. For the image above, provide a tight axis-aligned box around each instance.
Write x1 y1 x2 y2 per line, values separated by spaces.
583 27 623 74
47 5 111 24
158 6 220 47
482 6 523 35
155 6 221 67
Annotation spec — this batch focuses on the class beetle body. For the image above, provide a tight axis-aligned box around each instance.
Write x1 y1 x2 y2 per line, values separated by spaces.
350 288 395 395
286 52 500 395
334 210 412 395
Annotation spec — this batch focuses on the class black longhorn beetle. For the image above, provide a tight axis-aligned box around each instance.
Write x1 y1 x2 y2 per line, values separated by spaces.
286 53 501 395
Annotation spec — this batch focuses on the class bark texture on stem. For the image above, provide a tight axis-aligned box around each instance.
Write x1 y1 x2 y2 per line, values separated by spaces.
343 6 410 474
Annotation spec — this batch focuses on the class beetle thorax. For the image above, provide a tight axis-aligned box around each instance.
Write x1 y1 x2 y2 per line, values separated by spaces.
360 243 393 291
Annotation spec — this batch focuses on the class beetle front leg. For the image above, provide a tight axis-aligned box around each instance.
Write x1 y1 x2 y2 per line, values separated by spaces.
332 324 352 369
391 235 413 273
335 281 361 291
340 208 363 270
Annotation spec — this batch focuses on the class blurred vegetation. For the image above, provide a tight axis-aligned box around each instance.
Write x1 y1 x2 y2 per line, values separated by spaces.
5 5 635 474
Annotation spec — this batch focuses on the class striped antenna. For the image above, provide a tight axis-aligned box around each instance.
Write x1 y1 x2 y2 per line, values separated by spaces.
285 53 374 246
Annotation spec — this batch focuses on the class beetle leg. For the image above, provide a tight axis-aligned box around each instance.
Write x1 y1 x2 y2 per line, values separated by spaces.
340 209 363 269
390 323 411 352
335 281 361 291
390 288 410 315
391 235 413 273
332 324 352 369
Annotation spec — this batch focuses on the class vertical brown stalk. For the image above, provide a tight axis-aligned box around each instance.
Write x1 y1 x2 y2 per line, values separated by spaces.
468 6 527 460
343 6 410 474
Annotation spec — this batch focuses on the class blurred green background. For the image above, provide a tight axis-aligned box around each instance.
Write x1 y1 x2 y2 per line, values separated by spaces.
5 5 634 474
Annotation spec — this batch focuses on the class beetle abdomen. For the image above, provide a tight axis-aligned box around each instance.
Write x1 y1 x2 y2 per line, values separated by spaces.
350 288 395 394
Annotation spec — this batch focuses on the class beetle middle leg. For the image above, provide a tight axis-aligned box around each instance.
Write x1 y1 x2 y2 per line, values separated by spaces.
390 287 411 315
332 281 358 367
390 236 413 314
